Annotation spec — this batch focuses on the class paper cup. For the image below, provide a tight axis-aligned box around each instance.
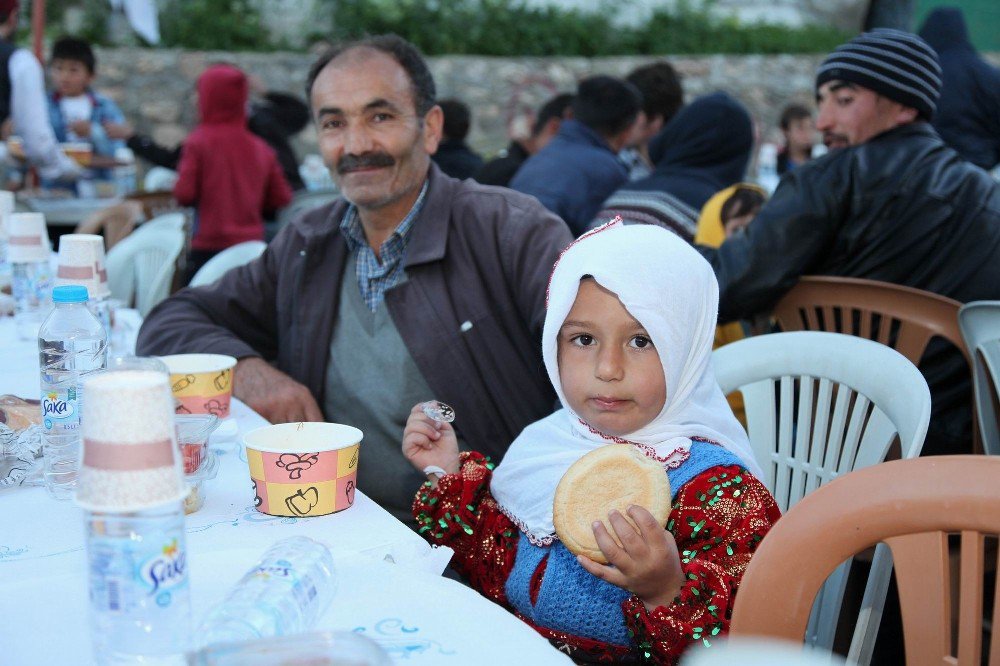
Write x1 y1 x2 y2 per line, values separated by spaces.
160 354 237 418
56 233 110 299
77 365 187 512
7 213 50 263
61 142 93 167
243 422 362 518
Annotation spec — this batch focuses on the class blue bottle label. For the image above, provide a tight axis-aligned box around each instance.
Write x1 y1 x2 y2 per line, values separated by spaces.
41 387 79 432
90 531 189 613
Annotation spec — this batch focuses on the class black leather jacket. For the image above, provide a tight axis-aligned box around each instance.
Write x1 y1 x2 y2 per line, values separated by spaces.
700 122 1000 452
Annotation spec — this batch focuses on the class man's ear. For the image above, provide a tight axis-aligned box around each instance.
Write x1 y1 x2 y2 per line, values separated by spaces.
896 105 919 125
423 104 444 155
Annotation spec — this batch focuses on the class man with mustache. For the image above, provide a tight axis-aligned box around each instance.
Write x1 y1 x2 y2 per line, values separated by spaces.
697 29 1000 458
137 35 572 522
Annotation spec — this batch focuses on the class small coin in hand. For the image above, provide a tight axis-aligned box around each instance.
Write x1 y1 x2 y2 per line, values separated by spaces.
421 400 455 423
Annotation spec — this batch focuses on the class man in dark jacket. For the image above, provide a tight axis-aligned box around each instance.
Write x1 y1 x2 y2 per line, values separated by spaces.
475 92 573 188
136 35 572 523
510 76 641 236
699 29 1000 457
918 7 1000 171
431 98 483 180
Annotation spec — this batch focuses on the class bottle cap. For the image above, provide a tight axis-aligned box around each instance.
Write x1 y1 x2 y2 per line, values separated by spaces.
52 284 89 303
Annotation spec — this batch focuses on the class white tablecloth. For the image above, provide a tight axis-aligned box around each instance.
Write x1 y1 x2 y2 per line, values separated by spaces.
0 316 570 665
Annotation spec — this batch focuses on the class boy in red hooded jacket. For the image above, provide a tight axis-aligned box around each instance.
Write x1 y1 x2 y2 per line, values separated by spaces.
174 64 293 279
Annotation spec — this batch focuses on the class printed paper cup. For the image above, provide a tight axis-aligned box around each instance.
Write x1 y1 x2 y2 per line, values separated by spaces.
77 367 187 512
160 354 237 418
243 422 362 518
56 233 110 299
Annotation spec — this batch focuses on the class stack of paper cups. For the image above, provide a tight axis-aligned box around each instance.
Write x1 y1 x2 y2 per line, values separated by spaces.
56 233 110 298
77 368 187 511
7 212 50 263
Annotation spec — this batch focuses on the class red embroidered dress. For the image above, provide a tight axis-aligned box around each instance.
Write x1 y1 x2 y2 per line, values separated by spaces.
413 450 780 664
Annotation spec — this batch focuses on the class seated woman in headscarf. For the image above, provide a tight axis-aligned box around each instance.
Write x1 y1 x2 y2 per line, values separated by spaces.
590 92 753 240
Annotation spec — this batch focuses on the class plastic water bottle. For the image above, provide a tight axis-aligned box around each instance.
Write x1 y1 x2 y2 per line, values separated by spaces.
86 500 192 664
756 143 781 195
299 154 334 191
198 536 336 647
13 254 54 340
0 191 15 291
38 285 108 499
114 147 137 197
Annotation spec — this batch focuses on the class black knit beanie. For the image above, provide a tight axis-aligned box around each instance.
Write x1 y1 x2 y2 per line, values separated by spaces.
815 29 942 120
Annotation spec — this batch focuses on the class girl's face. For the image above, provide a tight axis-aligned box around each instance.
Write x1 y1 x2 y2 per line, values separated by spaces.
557 279 667 437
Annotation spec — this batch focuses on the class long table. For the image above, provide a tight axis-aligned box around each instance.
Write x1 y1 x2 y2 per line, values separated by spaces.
0 317 570 665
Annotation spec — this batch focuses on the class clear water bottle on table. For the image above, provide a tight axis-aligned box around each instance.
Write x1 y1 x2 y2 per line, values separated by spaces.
38 284 108 499
198 536 336 647
86 500 191 665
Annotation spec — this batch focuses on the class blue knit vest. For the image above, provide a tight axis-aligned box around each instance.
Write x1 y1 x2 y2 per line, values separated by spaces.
504 441 744 646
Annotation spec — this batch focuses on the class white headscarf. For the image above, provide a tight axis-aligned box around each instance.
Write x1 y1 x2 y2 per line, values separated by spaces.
490 220 763 546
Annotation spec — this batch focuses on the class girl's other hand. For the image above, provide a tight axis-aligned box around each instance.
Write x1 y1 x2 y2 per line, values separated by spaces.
402 402 461 478
576 505 685 611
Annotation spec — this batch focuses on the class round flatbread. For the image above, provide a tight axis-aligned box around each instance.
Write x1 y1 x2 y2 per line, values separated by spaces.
553 444 671 564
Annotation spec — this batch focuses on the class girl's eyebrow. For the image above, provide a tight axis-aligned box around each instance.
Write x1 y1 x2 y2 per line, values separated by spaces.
560 320 591 331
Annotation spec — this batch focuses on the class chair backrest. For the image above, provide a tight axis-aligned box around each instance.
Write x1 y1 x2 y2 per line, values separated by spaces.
713 331 931 511
135 211 186 235
73 201 144 251
125 190 180 221
142 166 178 192
105 227 184 316
958 301 1000 455
730 455 1000 666
772 276 967 365
189 241 267 287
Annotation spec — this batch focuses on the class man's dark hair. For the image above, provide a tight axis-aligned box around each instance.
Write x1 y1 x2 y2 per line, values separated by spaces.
571 76 642 138
306 34 436 116
626 61 683 125
438 98 471 141
531 93 573 136
51 36 96 74
779 103 812 130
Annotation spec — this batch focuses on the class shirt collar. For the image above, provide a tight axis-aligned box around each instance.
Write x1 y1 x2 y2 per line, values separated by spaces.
340 179 429 254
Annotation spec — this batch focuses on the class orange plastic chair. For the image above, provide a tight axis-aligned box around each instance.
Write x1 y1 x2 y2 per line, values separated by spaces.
730 455 1000 666
73 200 144 251
772 276 976 452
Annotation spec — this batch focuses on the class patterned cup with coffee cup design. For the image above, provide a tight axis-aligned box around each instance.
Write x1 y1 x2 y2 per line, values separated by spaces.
159 354 237 418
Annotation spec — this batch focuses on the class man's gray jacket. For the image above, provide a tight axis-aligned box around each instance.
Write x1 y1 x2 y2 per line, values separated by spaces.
137 164 574 460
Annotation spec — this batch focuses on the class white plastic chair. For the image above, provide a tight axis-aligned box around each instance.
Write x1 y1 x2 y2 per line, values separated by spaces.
105 227 184 317
135 211 186 235
958 301 1000 455
189 241 267 287
712 331 931 665
142 166 178 192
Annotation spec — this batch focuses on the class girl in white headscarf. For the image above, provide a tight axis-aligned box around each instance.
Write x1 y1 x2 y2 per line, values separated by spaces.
402 220 779 664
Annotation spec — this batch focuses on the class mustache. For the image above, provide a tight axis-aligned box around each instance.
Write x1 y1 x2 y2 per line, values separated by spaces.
337 152 395 173
822 131 849 148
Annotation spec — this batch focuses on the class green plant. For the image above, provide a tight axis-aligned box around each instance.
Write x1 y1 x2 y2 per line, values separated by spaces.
159 0 269 51
323 0 850 56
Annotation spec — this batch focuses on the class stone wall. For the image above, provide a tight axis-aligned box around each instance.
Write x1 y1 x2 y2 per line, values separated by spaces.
93 47 1000 165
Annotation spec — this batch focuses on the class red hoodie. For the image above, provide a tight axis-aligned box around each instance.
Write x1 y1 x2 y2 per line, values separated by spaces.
174 65 293 251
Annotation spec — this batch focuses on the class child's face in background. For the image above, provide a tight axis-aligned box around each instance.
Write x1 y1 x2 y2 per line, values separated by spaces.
723 206 761 238
557 279 666 437
51 59 92 98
